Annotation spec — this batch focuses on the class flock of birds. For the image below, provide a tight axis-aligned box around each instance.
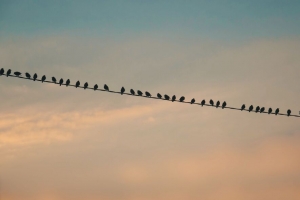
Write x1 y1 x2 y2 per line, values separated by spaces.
0 68 294 117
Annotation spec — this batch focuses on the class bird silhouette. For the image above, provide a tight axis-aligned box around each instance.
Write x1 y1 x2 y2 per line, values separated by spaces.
94 84 98 90
222 101 227 109
275 108 279 115
287 109 291 116
249 105 253 112
121 87 125 95
164 94 170 100
137 90 143 96
52 77 56 83
76 81 80 88
255 106 260 113
260 107 265 113
241 104 245 111
25 73 31 79
14 71 21 76
0 68 4 75
268 108 272 114
41 75 46 83
216 101 220 108
209 99 214 106
84 82 88 89
130 89 135 95
59 78 63 86
172 95 176 102
104 84 109 91
179 96 185 102
33 73 37 81
66 79 70 86
157 93 162 99
6 69 11 77
145 91 151 97
201 99 205 106
191 98 195 104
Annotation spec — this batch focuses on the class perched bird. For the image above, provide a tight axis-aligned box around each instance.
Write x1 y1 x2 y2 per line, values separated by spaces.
6 69 11 77
0 68 4 75
66 79 70 86
249 105 254 112
75 80 80 88
104 84 109 91
145 91 151 97
255 106 260 113
164 94 170 100
157 93 162 99
287 109 291 116
241 104 246 111
268 108 272 114
33 73 37 81
179 96 185 102
275 108 279 115
216 101 220 108
172 95 176 102
41 75 46 83
52 77 57 83
137 90 143 96
94 84 98 90
191 98 195 104
260 107 265 113
25 72 31 79
14 71 21 76
209 99 214 106
201 99 205 106
120 87 125 94
130 89 135 95
59 78 63 86
222 101 227 109
84 82 88 89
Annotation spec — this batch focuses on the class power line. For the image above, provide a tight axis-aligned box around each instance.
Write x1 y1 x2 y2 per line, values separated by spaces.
1 69 299 118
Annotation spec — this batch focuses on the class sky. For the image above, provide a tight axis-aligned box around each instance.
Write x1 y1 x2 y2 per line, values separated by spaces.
0 1 300 200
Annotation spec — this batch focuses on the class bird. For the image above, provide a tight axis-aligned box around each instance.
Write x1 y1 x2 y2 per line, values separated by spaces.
216 101 220 108
209 99 214 106
191 98 195 104
137 90 143 96
94 84 98 90
84 82 88 89
14 71 21 76
172 95 176 102
201 99 205 106
255 106 260 113
241 104 245 111
260 107 265 113
104 84 109 91
268 108 272 114
121 87 125 95
66 79 70 86
275 108 279 115
287 109 291 116
41 75 46 83
157 93 162 99
33 73 37 81
75 81 80 88
59 78 63 86
25 72 31 79
52 77 57 83
145 91 151 97
130 89 135 95
222 101 227 109
6 69 11 77
179 96 185 102
249 105 253 112
0 68 4 75
164 94 170 100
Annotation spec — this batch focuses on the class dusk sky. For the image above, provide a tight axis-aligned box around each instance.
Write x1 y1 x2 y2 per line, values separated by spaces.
1 1 300 200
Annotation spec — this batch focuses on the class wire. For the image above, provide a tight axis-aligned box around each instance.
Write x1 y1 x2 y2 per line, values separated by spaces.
1 73 299 118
